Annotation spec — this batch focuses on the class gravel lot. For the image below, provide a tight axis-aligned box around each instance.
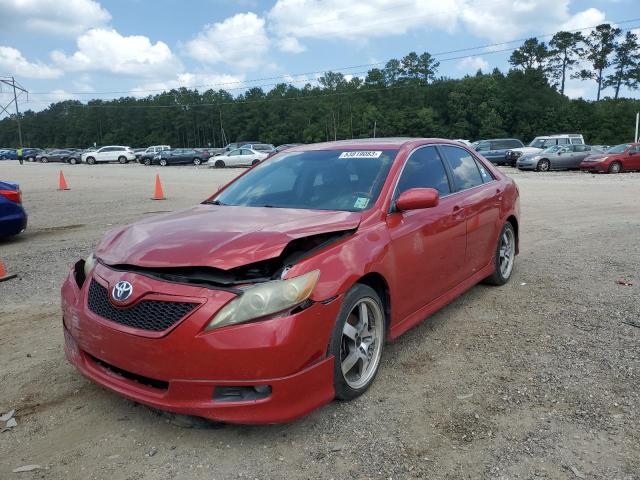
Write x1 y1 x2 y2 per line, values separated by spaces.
1 161 638 479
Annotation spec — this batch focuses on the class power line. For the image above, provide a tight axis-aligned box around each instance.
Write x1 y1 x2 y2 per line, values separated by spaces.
25 16 640 98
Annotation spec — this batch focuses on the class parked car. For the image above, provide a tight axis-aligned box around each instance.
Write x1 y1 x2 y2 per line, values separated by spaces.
266 143 304 158
66 151 82 165
516 144 603 171
211 141 262 157
242 143 275 153
580 143 640 173
472 138 524 165
137 145 171 164
207 147 268 167
82 146 136 164
37 150 73 163
61 138 520 424
0 149 17 160
0 181 27 238
505 134 585 165
146 148 206 166
23 148 43 162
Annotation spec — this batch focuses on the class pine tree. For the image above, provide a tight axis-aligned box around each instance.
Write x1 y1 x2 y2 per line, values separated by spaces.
548 31 584 95
575 24 622 101
604 31 639 99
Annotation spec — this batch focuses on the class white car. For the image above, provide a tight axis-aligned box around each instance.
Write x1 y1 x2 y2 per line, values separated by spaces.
82 146 137 164
207 148 268 168
505 134 585 165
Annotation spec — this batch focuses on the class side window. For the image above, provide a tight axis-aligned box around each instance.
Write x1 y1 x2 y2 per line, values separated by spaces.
631 145 640 153
475 159 494 183
558 138 570 145
395 146 451 197
571 137 584 144
440 145 485 191
228 149 240 156
507 140 522 148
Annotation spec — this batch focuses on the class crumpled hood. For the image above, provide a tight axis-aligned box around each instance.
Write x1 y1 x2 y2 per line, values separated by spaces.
96 205 361 270
510 147 542 155
583 153 607 161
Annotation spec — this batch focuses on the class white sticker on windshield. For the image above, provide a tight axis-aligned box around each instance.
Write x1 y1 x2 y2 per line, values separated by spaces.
339 151 382 159
354 197 370 209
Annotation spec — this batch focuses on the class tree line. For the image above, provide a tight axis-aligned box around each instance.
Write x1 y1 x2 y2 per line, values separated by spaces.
0 23 638 149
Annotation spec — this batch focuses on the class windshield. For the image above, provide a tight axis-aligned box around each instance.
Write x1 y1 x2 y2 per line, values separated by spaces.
607 143 631 153
530 139 547 148
212 149 397 212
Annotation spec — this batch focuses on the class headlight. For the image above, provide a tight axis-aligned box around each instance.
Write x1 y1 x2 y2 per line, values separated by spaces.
84 252 96 277
205 270 320 331
594 156 608 162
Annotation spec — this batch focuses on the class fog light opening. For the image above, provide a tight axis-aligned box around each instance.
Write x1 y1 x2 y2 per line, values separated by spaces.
213 385 272 403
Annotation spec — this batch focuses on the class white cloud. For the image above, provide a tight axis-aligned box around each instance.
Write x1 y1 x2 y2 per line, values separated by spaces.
0 0 110 36
0 46 62 78
457 56 489 73
133 72 246 97
184 13 269 69
51 28 181 77
268 0 608 43
277 36 306 53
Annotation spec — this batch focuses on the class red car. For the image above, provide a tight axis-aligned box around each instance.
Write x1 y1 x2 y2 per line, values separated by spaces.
580 142 640 173
61 138 520 424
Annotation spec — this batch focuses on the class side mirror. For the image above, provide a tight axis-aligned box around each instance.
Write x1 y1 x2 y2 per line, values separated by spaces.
396 188 439 211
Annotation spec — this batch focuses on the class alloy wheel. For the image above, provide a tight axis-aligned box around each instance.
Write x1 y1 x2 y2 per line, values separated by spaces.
498 228 515 279
340 298 384 390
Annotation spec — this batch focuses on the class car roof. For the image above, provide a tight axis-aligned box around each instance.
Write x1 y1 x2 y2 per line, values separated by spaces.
289 137 462 151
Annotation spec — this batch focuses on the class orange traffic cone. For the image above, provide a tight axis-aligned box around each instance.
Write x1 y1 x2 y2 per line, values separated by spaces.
0 259 17 282
58 170 70 191
151 174 165 200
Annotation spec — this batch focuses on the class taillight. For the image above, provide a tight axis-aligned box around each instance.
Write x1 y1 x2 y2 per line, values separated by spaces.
0 189 21 204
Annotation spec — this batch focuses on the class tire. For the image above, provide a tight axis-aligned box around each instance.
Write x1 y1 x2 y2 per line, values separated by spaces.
329 284 386 401
159 159 167 167
86 156 96 165
536 159 550 172
608 161 622 174
215 160 225 168
27 156 35 162
69 157 78 165
40 157 48 163
251 159 260 166
144 158 151 166
118 156 127 164
193 157 201 166
485 222 516 286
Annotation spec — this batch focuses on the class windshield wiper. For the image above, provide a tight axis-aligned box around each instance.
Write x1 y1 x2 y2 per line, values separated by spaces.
202 199 226 205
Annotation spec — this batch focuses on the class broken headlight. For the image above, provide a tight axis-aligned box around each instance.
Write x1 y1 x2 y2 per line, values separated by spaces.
205 270 320 331
84 252 96 277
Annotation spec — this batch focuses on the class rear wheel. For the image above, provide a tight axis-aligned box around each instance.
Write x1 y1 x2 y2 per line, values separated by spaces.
159 159 167 167
251 159 260 166
40 156 48 163
608 161 622 174
86 156 96 165
536 158 550 172
144 158 151 166
330 284 385 401
69 157 78 165
485 222 516 286
215 160 225 168
193 157 201 166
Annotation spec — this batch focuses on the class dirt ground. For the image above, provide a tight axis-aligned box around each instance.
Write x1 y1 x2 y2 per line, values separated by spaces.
0 161 638 479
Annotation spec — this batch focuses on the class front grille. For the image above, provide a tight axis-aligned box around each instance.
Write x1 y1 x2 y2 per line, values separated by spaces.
87 279 198 332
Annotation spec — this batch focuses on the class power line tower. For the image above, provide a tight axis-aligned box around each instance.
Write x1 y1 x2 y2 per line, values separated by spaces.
0 76 29 147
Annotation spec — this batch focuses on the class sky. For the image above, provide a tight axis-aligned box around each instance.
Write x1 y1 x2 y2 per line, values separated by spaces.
0 0 638 115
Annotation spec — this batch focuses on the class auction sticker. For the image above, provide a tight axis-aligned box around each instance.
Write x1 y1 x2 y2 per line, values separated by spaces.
338 151 382 159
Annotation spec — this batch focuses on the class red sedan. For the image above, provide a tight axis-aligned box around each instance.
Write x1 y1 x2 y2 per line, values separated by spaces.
61 138 520 424
580 142 640 173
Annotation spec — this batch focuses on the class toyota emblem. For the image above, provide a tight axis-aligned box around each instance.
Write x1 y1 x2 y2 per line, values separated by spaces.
112 280 133 302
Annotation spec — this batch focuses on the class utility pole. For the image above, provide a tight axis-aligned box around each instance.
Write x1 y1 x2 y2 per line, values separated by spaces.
0 76 28 147
635 112 639 143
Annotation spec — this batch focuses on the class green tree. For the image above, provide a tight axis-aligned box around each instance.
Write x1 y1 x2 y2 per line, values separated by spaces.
509 38 550 72
604 31 639 99
548 31 584 95
575 23 622 101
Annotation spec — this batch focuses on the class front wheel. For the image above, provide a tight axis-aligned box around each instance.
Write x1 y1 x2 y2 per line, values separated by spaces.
118 156 127 164
536 159 550 172
329 284 385 401
144 158 151 166
193 157 201 166
69 157 78 165
40 157 48 163
215 160 225 168
251 159 260 166
608 161 622 174
485 222 516 285
86 156 96 165
159 159 167 167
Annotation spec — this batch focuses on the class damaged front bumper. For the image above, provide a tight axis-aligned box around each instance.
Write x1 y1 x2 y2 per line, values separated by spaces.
61 262 341 424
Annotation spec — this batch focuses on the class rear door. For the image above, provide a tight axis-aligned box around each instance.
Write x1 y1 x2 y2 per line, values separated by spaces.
439 145 502 278
385 145 467 318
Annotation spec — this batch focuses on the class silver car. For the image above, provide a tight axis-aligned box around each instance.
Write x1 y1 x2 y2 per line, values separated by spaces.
516 144 603 171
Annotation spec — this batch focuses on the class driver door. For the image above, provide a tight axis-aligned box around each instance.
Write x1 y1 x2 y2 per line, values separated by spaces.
385 145 467 319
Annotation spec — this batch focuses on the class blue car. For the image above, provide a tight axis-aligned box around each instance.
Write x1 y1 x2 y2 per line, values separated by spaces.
471 138 524 166
0 149 18 160
0 181 27 237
